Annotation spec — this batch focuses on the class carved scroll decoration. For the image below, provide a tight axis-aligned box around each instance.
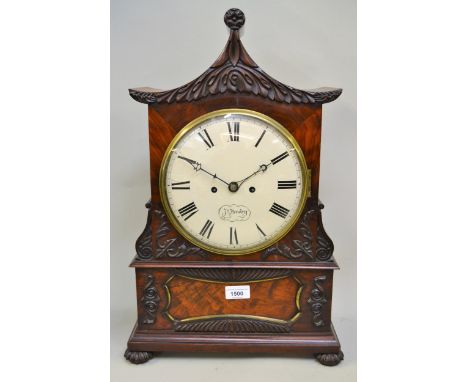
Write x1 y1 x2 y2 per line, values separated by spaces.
135 201 153 260
316 210 334 261
153 206 206 259
261 208 315 260
136 201 333 262
308 275 328 327
134 201 207 260
141 273 160 325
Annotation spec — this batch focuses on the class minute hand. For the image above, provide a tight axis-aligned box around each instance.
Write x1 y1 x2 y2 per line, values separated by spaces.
237 163 272 187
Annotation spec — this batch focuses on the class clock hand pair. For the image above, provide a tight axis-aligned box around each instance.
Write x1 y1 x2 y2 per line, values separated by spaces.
178 155 230 187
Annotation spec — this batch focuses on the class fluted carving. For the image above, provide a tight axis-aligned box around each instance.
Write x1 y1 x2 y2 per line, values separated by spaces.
176 268 291 282
174 318 291 333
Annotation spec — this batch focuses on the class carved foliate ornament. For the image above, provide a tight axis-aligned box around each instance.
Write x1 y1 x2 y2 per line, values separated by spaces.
129 9 341 105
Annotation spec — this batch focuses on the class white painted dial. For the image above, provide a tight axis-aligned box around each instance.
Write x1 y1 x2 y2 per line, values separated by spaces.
160 110 308 255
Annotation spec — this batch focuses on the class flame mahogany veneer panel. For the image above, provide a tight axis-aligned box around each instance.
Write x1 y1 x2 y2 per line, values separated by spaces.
166 275 300 321
135 269 333 333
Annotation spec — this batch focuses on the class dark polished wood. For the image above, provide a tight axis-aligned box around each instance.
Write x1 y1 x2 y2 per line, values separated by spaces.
130 260 339 269
125 8 343 366
127 322 341 354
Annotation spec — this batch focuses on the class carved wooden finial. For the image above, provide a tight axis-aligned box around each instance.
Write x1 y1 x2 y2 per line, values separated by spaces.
224 8 245 30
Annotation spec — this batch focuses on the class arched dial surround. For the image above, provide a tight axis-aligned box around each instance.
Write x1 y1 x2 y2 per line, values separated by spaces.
160 109 309 255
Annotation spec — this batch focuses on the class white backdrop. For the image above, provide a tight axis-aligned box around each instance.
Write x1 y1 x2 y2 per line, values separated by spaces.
111 1 356 380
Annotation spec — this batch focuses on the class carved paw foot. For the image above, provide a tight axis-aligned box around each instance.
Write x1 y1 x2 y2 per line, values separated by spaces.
315 350 344 366
124 349 154 364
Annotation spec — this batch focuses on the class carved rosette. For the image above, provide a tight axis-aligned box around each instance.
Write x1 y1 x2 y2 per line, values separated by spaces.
174 318 290 333
129 9 342 105
308 275 328 327
141 274 160 324
224 8 245 30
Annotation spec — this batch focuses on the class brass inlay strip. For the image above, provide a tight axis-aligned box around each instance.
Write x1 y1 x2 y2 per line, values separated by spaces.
180 314 289 324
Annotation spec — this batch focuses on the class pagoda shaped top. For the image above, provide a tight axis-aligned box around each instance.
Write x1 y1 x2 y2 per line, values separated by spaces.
129 8 342 105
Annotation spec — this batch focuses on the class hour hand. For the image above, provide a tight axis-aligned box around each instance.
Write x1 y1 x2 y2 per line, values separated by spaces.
178 155 201 171
178 155 229 186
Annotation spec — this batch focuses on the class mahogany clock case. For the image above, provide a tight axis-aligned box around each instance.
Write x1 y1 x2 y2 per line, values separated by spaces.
122 8 346 367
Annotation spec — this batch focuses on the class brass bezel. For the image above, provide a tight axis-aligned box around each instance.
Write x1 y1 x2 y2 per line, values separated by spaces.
159 108 309 256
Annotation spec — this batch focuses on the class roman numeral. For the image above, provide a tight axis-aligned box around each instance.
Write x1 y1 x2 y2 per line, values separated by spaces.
227 122 240 142
278 180 297 189
271 151 289 165
199 219 214 238
254 130 266 147
256 223 266 237
269 202 289 219
230 227 239 245
198 129 214 148
171 180 190 190
178 201 198 221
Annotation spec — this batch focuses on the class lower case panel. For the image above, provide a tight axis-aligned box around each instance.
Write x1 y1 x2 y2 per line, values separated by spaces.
128 267 341 361
135 267 334 333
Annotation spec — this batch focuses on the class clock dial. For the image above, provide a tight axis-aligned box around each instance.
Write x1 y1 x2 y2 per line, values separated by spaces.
160 109 308 255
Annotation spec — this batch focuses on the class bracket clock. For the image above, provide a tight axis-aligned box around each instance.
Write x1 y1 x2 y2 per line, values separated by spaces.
124 8 344 366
